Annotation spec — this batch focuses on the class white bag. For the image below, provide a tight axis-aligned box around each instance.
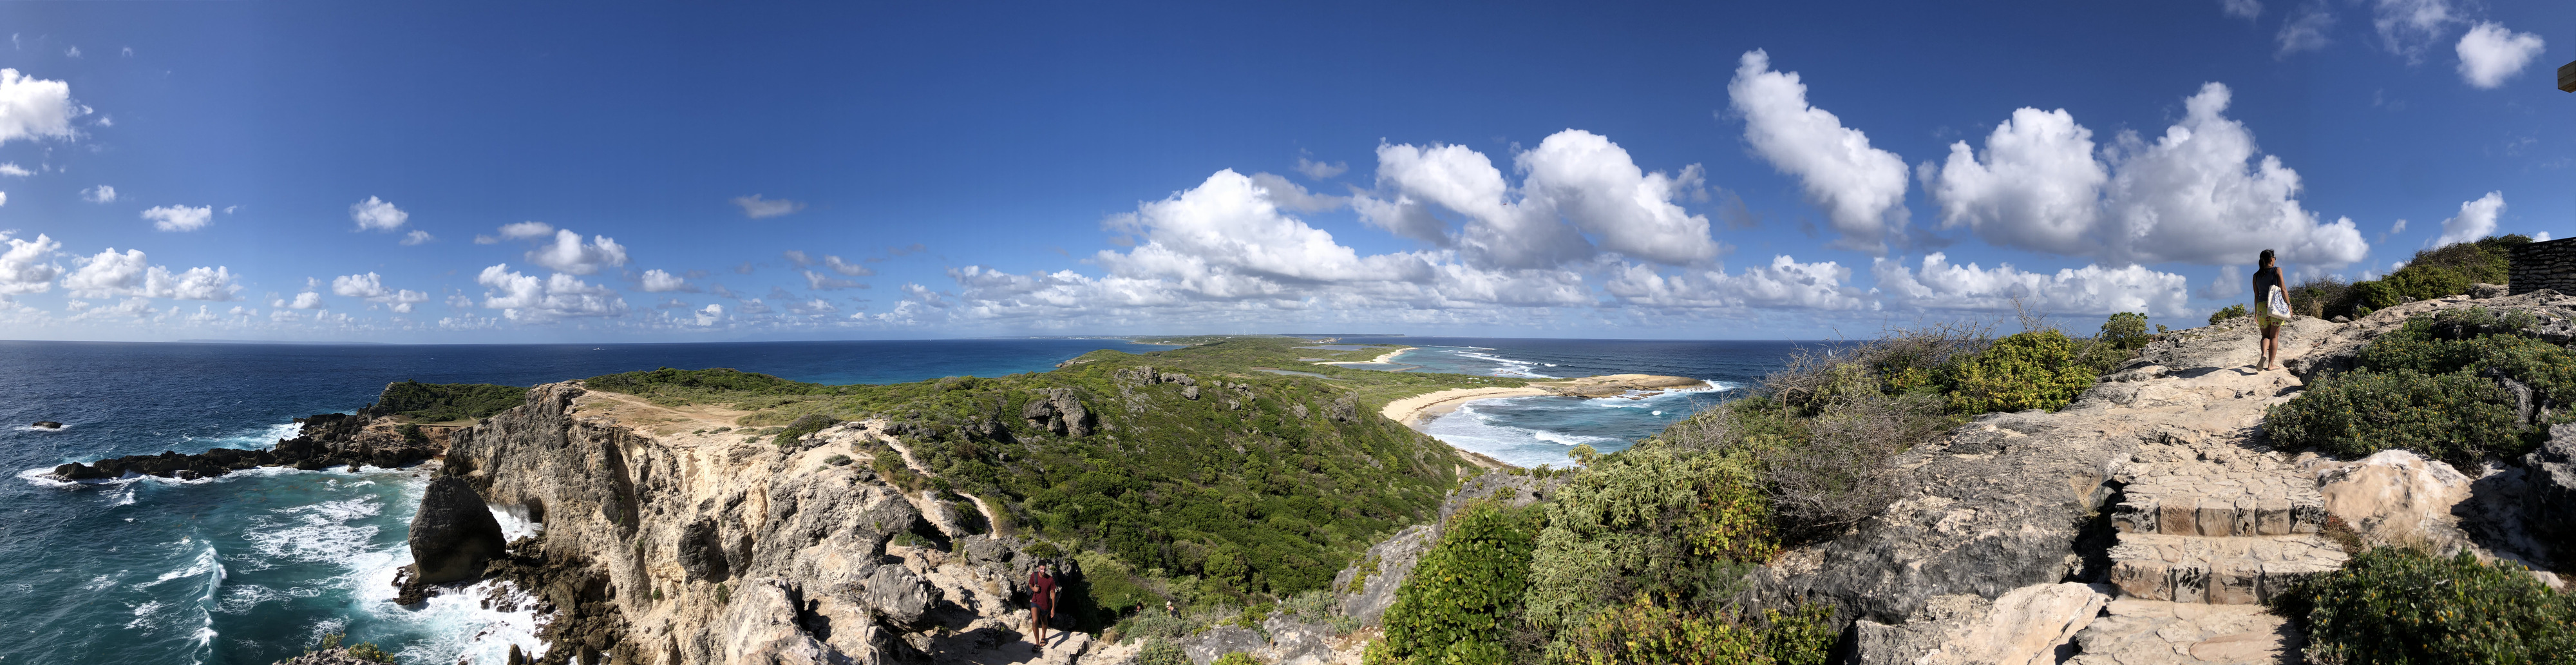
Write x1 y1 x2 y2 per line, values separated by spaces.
2266 285 2291 318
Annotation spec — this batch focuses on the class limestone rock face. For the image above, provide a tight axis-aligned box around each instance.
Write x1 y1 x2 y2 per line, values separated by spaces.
1020 388 1091 436
1850 582 2111 665
1179 625 1266 664
443 381 1043 664
408 474 508 584
2524 424 2576 554
2315 449 2475 550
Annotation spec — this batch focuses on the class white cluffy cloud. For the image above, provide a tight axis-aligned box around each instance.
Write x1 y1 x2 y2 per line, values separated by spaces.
732 195 804 218
59 247 239 300
476 264 629 320
1920 82 2367 267
1728 50 1910 255
350 196 410 231
639 269 696 293
1873 253 2190 316
524 229 628 275
2277 3 2336 55
80 185 116 203
1358 130 1722 267
2455 23 2545 89
401 230 433 246
2434 191 2504 246
143 205 213 232
330 272 430 313
0 232 62 294
498 221 554 240
0 68 80 145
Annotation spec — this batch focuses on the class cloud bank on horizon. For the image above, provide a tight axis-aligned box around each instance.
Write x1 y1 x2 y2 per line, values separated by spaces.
0 1 2562 342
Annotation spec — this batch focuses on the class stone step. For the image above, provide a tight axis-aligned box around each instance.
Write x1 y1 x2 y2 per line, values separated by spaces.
2107 532 2348 604
2108 492 2326 537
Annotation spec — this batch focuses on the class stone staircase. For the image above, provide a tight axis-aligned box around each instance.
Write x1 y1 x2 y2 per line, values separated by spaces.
2104 439 2349 605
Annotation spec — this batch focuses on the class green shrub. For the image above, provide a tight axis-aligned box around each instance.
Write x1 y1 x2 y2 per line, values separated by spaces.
2271 312 2576 466
2081 312 2151 375
2288 278 2349 319
775 413 839 446
1211 653 1262 665
1554 599 1833 665
1524 446 1775 633
1942 330 2095 414
2287 547 2576 665
1134 638 1191 665
2209 304 2249 325
2265 369 2523 468
372 380 527 421
2307 235 2526 318
1372 503 1547 665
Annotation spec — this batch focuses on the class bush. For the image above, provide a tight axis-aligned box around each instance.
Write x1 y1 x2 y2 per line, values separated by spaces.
2288 547 2576 665
775 414 839 446
1943 330 2096 414
2209 304 2249 325
2080 313 2152 375
2265 369 2523 468
372 380 527 421
2270 311 2576 466
2302 235 2527 318
2288 278 2349 319
1555 599 1833 665
1134 638 1191 665
1523 446 1776 633
1211 653 1262 665
1371 503 1547 665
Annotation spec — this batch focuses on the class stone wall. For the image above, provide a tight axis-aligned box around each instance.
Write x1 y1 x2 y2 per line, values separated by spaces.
2511 237 2576 296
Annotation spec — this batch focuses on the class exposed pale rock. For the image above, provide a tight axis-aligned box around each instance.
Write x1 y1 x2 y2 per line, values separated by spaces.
1852 582 2112 665
2315 449 2474 551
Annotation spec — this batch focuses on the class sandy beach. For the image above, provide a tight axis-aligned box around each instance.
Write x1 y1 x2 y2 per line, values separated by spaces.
1314 346 1416 366
1379 373 1709 429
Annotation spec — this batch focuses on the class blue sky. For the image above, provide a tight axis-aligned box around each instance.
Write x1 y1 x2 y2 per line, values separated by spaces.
0 1 2565 342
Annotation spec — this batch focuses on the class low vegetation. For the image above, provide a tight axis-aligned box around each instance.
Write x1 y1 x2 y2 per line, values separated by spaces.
1361 311 2163 664
2287 235 2530 320
582 338 1497 630
2276 547 2576 664
370 380 526 421
2266 307 2572 467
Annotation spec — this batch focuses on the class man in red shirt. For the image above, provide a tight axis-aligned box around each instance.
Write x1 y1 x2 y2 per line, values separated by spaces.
1028 561 1060 646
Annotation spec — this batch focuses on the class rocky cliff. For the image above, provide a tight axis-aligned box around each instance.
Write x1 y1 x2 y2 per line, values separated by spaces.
436 381 1074 665
50 389 460 481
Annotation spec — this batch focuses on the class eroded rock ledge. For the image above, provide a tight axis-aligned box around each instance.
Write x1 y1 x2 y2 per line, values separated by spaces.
436 381 1071 665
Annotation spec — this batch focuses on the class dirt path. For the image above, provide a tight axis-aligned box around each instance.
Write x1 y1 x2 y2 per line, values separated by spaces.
851 419 1009 537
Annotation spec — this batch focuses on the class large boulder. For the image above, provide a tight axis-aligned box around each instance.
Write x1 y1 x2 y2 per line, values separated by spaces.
1851 583 2112 665
408 474 509 584
2315 449 2474 552
2525 424 2576 557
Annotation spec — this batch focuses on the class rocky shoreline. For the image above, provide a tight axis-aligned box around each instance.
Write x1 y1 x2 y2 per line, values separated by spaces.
48 400 451 482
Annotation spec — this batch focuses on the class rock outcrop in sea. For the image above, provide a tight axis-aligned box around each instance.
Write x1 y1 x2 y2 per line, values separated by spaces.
48 400 446 481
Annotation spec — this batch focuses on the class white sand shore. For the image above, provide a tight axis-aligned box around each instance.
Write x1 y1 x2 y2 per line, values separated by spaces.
1314 346 1416 366
1379 373 1707 429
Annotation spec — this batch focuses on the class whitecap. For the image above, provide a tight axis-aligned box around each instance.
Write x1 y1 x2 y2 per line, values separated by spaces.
81 573 119 592
126 600 169 629
245 496 385 564
492 503 544 542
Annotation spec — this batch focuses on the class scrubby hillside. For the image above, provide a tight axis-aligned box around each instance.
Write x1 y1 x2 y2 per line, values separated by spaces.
579 338 1506 621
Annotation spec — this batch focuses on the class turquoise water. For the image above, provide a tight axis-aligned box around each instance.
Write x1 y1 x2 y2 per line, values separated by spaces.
1372 339 1806 468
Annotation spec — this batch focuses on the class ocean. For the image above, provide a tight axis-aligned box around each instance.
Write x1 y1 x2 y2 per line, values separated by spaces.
0 337 1803 664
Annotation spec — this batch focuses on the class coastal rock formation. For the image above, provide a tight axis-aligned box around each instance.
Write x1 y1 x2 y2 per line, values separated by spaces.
48 397 450 481
408 474 510 585
439 381 1077 664
1021 388 1092 436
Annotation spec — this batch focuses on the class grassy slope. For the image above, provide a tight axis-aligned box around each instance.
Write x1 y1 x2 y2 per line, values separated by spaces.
583 337 1522 605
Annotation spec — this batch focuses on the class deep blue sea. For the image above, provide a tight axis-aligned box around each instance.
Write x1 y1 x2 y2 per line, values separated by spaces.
0 337 1803 664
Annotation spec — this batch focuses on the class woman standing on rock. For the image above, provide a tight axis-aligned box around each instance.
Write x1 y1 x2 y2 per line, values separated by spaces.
1028 561 1060 647
2253 249 2289 370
